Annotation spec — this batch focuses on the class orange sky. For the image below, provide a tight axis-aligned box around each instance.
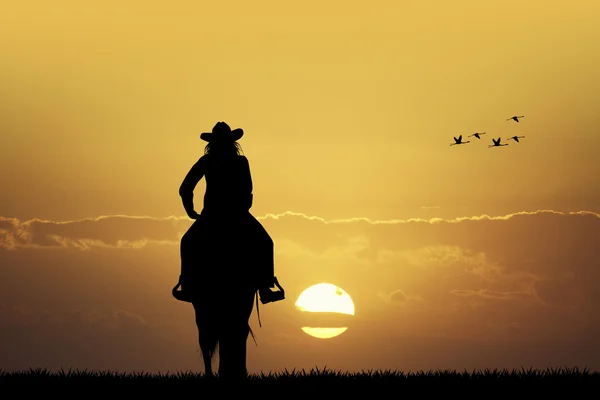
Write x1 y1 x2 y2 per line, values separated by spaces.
1 1 599 373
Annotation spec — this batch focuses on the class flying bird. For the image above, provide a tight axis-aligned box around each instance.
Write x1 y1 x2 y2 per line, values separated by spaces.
489 137 509 148
507 115 524 123
450 135 470 146
507 135 525 143
468 132 486 139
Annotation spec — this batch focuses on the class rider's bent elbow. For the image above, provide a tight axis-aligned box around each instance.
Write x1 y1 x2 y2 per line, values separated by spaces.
178 185 189 198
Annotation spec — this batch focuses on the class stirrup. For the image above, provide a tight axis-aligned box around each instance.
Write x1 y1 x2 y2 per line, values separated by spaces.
255 277 285 329
259 277 285 305
172 275 192 303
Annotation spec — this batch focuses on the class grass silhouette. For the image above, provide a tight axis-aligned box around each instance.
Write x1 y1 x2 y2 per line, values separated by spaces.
1 366 597 393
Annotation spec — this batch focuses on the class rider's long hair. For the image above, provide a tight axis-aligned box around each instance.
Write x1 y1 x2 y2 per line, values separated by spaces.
204 140 243 157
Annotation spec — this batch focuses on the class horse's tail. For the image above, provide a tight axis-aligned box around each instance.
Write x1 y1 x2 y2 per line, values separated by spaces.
197 313 219 366
202 325 253 362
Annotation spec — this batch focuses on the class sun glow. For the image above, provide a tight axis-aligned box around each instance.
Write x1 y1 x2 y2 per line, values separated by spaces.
295 283 355 339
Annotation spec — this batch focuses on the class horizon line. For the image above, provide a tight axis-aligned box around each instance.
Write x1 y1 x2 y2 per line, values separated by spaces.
1 209 598 226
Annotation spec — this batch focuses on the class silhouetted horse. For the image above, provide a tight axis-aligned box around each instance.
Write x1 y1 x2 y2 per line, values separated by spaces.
179 211 275 379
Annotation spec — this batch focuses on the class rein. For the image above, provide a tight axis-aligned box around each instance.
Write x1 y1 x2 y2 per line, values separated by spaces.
249 291 261 347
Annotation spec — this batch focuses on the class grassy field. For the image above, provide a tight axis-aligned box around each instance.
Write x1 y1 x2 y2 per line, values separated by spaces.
1 367 597 394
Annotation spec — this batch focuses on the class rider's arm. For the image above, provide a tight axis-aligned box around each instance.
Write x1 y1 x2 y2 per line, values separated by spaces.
179 156 206 219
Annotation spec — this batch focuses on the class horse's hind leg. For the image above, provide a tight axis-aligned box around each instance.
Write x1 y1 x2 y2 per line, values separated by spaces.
193 302 217 378
199 335 214 378
218 289 256 380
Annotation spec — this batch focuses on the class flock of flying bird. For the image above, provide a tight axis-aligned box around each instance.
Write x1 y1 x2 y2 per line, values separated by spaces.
450 115 526 148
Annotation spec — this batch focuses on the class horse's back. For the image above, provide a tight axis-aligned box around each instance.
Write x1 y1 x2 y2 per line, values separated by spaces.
185 210 272 293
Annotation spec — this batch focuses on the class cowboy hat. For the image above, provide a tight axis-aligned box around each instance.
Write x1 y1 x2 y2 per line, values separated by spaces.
200 121 244 142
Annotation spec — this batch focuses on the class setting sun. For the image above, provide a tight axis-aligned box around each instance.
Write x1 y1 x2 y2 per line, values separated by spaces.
295 283 355 339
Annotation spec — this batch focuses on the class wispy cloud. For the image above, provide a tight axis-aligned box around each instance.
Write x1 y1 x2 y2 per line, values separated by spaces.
0 209 598 250
258 209 598 225
450 289 535 301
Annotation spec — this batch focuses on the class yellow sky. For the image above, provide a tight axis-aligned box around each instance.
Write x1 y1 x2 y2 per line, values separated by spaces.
1 0 600 374
1 0 598 222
